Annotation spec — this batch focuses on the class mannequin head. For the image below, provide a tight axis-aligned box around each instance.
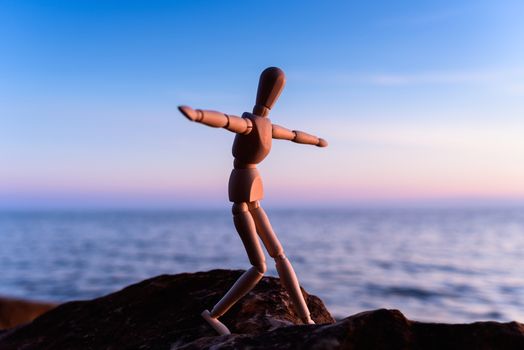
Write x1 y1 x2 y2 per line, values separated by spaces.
253 67 286 117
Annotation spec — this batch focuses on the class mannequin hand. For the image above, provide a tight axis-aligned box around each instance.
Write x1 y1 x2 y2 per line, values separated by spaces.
178 105 199 121
317 138 328 147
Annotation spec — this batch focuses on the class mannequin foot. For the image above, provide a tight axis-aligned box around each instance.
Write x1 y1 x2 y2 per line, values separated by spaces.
303 317 315 325
201 310 231 335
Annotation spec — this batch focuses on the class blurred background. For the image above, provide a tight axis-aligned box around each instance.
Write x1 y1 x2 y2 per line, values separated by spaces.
1 0 523 322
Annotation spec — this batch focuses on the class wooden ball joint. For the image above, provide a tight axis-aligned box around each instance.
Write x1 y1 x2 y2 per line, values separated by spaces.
178 67 328 335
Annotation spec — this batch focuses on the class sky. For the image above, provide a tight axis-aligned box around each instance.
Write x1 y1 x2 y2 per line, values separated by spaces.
1 0 524 209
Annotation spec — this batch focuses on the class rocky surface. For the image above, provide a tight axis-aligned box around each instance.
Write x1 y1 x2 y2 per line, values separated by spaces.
0 296 57 330
0 269 523 349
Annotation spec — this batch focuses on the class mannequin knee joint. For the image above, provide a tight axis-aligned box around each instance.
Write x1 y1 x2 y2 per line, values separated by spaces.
255 261 267 274
274 253 287 262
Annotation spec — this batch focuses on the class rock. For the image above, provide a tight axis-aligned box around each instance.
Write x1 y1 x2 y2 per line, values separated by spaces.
0 269 334 349
0 296 57 330
0 269 523 349
178 309 524 350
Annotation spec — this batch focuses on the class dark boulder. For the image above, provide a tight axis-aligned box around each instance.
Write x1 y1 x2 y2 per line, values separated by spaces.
0 269 333 349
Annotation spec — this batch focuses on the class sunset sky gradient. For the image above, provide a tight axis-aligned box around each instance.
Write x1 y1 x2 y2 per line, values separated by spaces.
1 0 524 208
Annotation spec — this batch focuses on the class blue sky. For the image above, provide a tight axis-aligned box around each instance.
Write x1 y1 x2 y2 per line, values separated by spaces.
1 1 524 208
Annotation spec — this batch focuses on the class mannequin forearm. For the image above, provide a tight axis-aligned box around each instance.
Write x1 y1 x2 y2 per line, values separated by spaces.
292 130 316 144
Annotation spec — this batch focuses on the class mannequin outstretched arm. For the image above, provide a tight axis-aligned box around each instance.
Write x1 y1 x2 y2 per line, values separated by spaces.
178 106 253 135
272 124 328 147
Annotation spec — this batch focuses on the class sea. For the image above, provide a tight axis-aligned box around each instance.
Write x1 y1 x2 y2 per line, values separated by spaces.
1 207 523 323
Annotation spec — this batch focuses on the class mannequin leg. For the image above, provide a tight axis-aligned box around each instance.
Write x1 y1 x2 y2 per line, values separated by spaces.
248 201 314 324
202 202 267 335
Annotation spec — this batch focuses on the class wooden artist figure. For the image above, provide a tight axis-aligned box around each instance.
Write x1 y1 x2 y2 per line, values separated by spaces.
178 67 328 335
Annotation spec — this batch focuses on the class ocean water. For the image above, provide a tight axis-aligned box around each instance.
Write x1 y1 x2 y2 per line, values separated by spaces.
1 208 523 323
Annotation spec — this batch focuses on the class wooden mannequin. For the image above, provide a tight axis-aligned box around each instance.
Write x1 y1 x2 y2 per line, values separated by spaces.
178 67 327 335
